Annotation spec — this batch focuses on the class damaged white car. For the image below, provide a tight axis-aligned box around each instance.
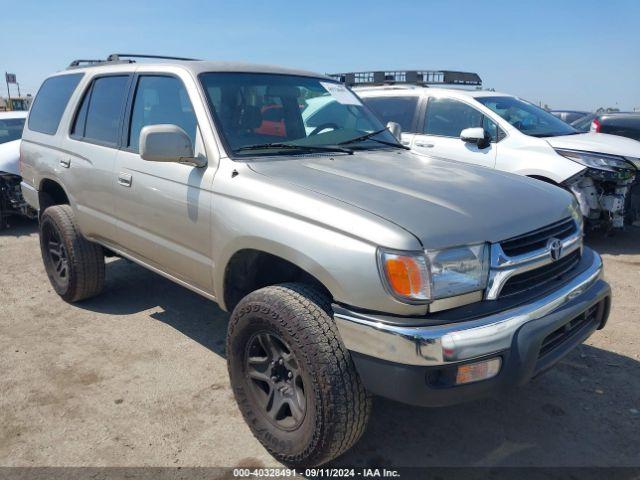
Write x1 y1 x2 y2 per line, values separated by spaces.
0 111 36 228
353 78 639 229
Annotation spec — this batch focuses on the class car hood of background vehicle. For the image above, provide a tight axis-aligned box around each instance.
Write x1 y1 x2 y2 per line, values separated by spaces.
248 150 573 249
544 133 640 158
0 140 20 176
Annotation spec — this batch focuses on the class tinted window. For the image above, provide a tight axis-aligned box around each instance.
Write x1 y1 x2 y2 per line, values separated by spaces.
71 87 90 137
82 76 129 145
425 97 483 137
0 118 26 144
28 74 83 135
361 96 418 132
128 76 197 151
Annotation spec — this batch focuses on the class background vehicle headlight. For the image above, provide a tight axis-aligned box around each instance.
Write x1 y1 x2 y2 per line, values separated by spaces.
426 244 489 299
379 244 489 302
555 148 634 172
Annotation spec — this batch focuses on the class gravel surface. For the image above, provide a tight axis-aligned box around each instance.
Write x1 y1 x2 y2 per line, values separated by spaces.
1 218 639 467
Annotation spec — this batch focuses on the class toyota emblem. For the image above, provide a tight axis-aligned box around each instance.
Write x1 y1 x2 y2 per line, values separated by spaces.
548 238 562 261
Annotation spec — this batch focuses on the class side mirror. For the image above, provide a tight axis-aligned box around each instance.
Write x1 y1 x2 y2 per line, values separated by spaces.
386 121 402 142
140 124 204 166
460 127 490 148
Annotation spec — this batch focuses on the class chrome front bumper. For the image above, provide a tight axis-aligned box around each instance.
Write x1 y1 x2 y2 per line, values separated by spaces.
334 247 605 367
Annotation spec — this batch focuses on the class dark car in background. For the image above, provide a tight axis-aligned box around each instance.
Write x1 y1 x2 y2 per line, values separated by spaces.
572 112 640 142
549 110 591 124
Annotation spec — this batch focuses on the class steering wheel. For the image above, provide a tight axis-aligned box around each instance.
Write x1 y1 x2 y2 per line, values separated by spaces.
309 123 339 136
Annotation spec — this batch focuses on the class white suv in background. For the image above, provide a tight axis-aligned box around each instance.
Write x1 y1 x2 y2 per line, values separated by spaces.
354 79 640 228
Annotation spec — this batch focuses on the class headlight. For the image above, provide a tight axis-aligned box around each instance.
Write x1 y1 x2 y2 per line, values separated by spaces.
379 244 489 302
555 148 634 172
568 199 584 233
426 244 489 299
624 156 640 170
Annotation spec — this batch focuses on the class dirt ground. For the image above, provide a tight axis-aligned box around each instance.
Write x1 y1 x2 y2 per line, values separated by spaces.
1 217 639 468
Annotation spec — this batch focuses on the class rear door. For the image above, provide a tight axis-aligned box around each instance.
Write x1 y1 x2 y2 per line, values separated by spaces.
113 72 215 292
411 95 499 168
360 95 420 147
62 74 132 241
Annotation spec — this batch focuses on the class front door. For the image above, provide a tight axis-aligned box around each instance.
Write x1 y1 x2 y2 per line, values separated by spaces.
411 96 498 169
113 74 214 292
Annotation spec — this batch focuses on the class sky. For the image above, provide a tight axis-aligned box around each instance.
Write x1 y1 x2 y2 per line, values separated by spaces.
2 0 639 111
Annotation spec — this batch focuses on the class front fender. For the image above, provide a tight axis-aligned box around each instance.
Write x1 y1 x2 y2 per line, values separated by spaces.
211 195 427 317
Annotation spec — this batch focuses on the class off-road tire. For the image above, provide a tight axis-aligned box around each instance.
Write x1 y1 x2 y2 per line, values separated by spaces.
39 204 105 302
227 283 371 467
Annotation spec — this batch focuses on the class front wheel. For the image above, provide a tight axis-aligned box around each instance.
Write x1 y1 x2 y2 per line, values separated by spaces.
227 283 371 467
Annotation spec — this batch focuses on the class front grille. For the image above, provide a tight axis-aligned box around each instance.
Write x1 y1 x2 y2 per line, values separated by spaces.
538 302 603 359
500 218 577 257
500 250 581 297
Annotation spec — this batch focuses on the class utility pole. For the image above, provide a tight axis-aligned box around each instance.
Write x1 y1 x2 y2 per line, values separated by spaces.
4 72 11 107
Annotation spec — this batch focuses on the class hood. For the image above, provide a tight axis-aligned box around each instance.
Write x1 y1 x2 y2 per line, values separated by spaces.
248 150 574 250
0 139 20 176
544 133 640 159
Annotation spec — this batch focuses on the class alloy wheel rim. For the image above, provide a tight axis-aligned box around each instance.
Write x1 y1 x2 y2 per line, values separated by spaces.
244 332 307 431
43 223 69 286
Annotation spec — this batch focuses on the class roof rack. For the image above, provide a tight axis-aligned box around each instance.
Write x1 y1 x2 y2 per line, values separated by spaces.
67 53 200 70
327 70 482 88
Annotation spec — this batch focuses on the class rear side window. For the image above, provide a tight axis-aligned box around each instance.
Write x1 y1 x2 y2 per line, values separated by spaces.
128 75 197 151
72 75 130 146
28 74 83 135
361 96 418 132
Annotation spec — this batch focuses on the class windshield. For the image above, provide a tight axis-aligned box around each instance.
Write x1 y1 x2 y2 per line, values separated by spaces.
571 113 597 132
476 96 578 137
199 73 398 156
0 118 25 145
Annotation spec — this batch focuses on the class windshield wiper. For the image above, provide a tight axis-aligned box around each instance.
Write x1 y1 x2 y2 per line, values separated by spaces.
338 128 409 150
236 142 353 154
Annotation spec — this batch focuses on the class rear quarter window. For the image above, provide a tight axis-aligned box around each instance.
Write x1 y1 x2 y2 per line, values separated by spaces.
28 74 83 135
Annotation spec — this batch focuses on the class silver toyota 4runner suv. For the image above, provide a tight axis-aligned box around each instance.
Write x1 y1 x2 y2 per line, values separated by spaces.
21 55 611 466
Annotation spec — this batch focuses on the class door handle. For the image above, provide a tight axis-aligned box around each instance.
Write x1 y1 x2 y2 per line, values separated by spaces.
415 142 434 148
117 172 132 187
59 158 71 168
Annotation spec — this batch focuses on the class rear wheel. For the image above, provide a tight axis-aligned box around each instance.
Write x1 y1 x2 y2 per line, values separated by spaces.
227 283 371 467
39 205 105 302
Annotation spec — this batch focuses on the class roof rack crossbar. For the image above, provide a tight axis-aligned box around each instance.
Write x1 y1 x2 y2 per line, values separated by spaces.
107 53 200 62
327 70 482 88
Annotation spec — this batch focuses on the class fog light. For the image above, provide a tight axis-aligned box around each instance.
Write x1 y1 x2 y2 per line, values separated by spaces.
455 357 502 385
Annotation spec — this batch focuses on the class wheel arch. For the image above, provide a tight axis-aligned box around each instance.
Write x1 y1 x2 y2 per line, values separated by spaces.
217 239 337 312
38 177 71 215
